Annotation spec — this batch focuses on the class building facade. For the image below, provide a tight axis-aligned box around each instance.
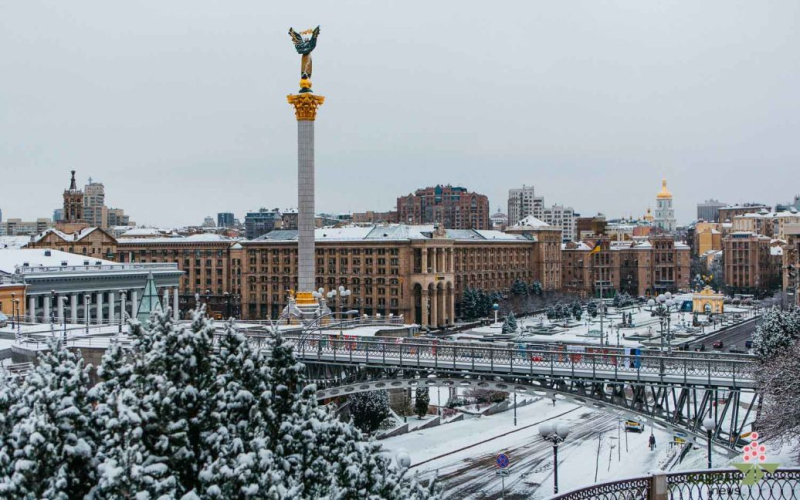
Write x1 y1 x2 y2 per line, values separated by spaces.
217 212 235 228
244 209 282 240
783 224 800 306
397 185 490 230
83 179 107 228
507 185 544 226
697 199 726 223
722 232 780 295
542 204 578 242
0 249 181 324
717 204 770 224
654 180 676 232
561 236 690 298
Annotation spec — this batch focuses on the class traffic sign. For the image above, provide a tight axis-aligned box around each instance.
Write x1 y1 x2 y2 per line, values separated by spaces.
496 469 510 476
496 453 509 469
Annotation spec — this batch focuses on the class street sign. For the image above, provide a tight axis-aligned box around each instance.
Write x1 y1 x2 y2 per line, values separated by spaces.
496 470 510 476
496 453 510 469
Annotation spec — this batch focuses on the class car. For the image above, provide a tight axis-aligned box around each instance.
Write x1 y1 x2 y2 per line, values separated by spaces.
625 420 644 433
729 345 744 353
745 340 754 349
712 340 724 349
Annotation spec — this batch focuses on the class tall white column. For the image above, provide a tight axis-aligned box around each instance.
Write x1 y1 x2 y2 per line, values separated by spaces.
108 291 115 323
57 295 65 323
131 290 139 319
29 296 36 323
97 292 104 324
287 92 324 293
70 294 78 324
120 292 127 322
43 297 51 324
164 288 170 314
173 288 179 321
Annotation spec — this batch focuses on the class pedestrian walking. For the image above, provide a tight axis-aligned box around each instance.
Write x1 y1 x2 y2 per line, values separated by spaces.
649 434 656 451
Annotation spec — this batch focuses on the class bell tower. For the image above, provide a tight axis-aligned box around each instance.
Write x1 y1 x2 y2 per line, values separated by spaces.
63 170 84 223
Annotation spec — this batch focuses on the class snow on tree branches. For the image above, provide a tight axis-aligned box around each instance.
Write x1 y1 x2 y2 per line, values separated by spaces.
0 307 440 499
752 307 800 361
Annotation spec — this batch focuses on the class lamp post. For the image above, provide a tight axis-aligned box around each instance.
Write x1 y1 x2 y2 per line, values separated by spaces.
326 286 352 337
205 289 212 315
493 302 499 324
224 292 231 319
702 417 715 469
648 292 675 352
539 421 570 495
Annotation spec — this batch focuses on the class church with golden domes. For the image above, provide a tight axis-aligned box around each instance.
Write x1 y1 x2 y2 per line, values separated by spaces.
654 179 676 232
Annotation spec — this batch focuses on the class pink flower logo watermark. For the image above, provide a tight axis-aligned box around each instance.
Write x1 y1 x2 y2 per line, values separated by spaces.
733 432 780 485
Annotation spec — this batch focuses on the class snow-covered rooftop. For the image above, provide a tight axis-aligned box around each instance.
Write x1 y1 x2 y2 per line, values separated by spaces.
250 225 528 243
0 236 31 250
0 249 116 275
118 233 234 245
508 215 551 229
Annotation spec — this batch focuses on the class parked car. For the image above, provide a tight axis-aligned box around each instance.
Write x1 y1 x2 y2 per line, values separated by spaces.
745 340 754 349
712 340 724 349
625 420 644 433
729 345 744 353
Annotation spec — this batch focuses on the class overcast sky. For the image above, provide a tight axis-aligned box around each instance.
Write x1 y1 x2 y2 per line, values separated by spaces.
2 1 799 227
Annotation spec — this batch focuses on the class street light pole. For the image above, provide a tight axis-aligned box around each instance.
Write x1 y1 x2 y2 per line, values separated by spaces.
539 421 570 495
703 417 715 469
50 290 56 336
84 294 92 334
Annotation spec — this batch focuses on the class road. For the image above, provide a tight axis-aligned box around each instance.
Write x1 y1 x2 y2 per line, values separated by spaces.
687 316 762 352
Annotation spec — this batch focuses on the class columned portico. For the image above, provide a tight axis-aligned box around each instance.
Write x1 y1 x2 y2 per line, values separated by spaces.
71 294 78 323
420 289 429 327
430 286 438 328
97 292 104 324
108 291 115 323
131 289 139 319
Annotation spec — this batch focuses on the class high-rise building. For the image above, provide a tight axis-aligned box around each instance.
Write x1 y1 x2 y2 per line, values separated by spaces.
717 203 770 224
244 208 281 239
217 212 235 228
507 185 544 225
542 205 578 241
53 209 63 222
83 178 107 228
396 185 490 230
697 199 726 222
0 208 3 223
63 170 84 224
106 208 132 227
654 180 676 232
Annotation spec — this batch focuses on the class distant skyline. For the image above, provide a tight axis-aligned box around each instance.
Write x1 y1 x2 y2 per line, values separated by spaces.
2 1 799 227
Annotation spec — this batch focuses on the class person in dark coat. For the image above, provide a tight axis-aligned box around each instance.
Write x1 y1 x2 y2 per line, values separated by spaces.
649 434 656 450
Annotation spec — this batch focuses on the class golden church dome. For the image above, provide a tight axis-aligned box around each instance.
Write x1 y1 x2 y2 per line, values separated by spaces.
656 179 672 199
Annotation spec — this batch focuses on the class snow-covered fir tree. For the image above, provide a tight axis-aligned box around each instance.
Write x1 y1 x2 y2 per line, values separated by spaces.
755 336 800 460
502 313 518 334
752 307 800 360
349 390 390 433
415 388 430 419
0 338 97 499
0 307 440 499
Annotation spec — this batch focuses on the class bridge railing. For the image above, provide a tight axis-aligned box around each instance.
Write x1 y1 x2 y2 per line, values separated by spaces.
552 469 800 499
282 335 755 385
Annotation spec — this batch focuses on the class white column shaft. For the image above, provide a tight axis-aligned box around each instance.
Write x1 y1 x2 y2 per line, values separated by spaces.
97 292 104 324
173 288 179 320
29 296 36 322
297 119 316 292
71 294 78 324
108 292 115 323
131 290 139 318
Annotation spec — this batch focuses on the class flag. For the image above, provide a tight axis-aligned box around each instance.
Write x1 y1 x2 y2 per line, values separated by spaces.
590 243 602 255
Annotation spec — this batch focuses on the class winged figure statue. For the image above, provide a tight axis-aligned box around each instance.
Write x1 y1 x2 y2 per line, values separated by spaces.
288 26 320 80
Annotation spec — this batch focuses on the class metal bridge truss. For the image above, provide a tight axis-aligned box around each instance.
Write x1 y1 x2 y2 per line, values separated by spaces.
283 337 760 456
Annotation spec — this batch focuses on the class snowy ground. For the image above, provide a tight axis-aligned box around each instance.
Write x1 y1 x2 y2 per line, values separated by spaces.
464 296 756 350
380 396 768 499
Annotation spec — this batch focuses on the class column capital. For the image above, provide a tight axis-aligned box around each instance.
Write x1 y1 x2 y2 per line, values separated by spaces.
287 93 325 121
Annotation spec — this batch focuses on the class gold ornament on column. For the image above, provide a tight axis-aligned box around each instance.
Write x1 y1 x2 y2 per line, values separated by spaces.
287 93 326 121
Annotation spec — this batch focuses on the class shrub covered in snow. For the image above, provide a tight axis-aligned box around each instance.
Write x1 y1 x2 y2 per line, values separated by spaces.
349 390 391 433
752 307 800 361
0 307 441 499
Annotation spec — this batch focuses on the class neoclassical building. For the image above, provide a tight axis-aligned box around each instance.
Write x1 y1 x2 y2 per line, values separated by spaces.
0 248 182 323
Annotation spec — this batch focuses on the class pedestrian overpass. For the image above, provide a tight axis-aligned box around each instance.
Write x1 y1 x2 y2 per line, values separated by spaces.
276 335 758 455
